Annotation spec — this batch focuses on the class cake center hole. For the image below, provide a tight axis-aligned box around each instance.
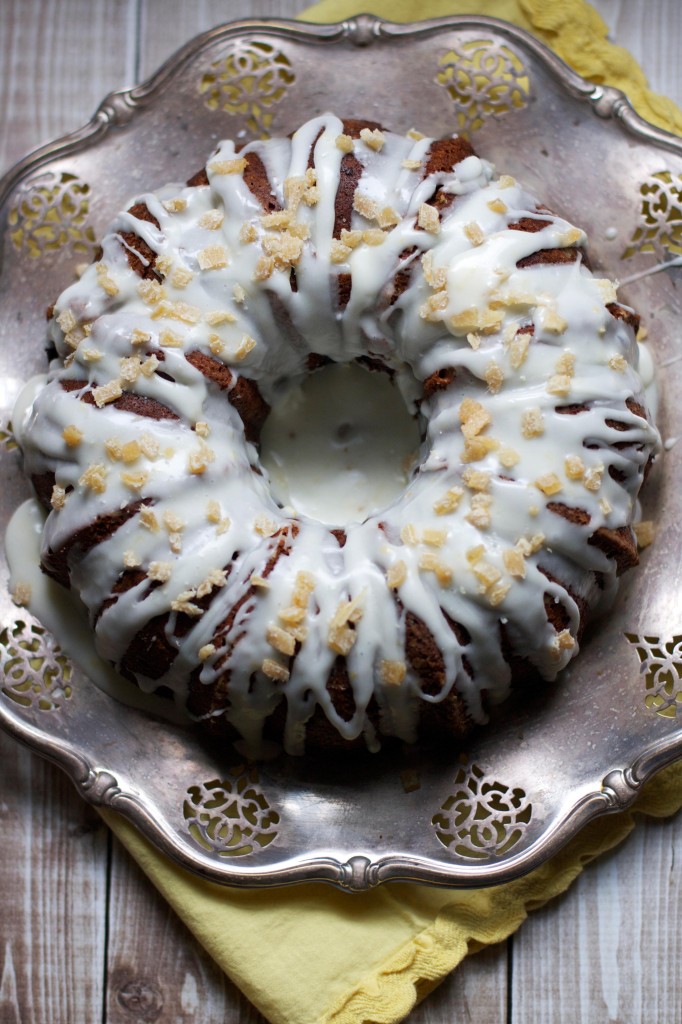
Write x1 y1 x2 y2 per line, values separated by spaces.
259 362 421 526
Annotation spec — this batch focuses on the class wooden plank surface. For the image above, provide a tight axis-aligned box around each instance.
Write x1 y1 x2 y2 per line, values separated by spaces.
0 1 681 1022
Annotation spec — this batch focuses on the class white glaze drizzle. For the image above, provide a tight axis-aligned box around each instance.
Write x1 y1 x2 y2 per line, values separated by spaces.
12 114 660 755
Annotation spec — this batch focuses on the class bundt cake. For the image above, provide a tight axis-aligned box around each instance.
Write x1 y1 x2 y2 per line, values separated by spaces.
13 113 659 756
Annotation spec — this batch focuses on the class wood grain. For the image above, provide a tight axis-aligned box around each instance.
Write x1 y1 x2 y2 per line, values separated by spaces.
0 1 681 1022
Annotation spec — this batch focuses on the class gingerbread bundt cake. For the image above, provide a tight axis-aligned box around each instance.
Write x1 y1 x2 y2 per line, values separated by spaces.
14 114 659 755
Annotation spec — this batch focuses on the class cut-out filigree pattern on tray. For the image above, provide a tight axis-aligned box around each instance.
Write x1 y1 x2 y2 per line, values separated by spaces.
432 759 532 859
626 633 682 718
622 171 682 260
199 41 295 138
0 422 17 451
0 620 73 712
8 171 96 259
436 39 529 135
183 765 280 858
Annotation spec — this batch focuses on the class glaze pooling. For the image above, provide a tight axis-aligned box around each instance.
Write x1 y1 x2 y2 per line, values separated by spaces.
13 114 660 755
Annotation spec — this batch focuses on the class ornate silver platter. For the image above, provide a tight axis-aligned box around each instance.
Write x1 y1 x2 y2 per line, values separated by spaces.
1 15 681 891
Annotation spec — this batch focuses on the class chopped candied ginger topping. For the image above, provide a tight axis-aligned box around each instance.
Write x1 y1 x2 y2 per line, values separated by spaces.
79 463 107 493
534 472 563 496
418 552 452 586
542 306 568 335
121 470 149 491
547 374 572 397
80 347 102 363
123 550 141 568
240 222 258 244
284 176 306 212
131 328 152 347
634 520 656 549
498 174 515 189
92 380 123 408
254 515 278 537
233 283 246 304
362 229 386 246
381 660 406 685
402 158 422 171
235 335 256 361
261 658 290 682
155 255 173 277
583 464 604 492
488 198 508 214
386 561 407 589
461 436 500 463
163 510 185 535
328 594 364 654
521 407 545 438
267 624 297 657
422 527 447 547
57 309 78 334
336 133 354 152
330 240 352 264
516 532 545 556
198 245 229 271
261 231 304 269
359 127 385 151
171 266 194 288
209 157 247 175
417 203 440 234
507 331 530 369
466 545 485 565
162 197 187 213
199 209 224 230
205 309 236 327
498 447 519 468
50 484 66 510
551 629 576 659
188 442 215 475
400 523 418 546
159 328 183 348
95 263 119 297
62 424 83 447
151 299 202 323
140 508 159 532
340 229 363 249
459 398 492 438
208 334 224 355
503 548 526 578
433 487 464 515
11 582 31 607
148 561 172 583
484 361 504 393
462 468 491 492
138 279 166 305
353 192 380 221
565 454 585 480
464 222 484 247
608 354 628 372
421 250 447 291
407 127 425 140
556 351 575 376
196 568 228 599
465 493 492 529
199 643 216 662
171 592 203 617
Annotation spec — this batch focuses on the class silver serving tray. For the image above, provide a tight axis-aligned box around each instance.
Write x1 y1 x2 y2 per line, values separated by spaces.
1 15 681 891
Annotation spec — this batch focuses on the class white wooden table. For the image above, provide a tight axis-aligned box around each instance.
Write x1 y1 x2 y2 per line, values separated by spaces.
1 2 681 1021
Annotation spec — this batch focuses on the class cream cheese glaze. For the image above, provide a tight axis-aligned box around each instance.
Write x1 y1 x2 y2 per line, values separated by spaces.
11 113 660 755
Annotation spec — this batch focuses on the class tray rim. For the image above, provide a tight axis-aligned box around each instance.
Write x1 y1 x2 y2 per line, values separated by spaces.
3 12 682 211
1 13 681 892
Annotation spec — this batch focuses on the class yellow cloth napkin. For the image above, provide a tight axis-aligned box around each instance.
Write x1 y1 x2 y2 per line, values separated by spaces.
101 3 682 1022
